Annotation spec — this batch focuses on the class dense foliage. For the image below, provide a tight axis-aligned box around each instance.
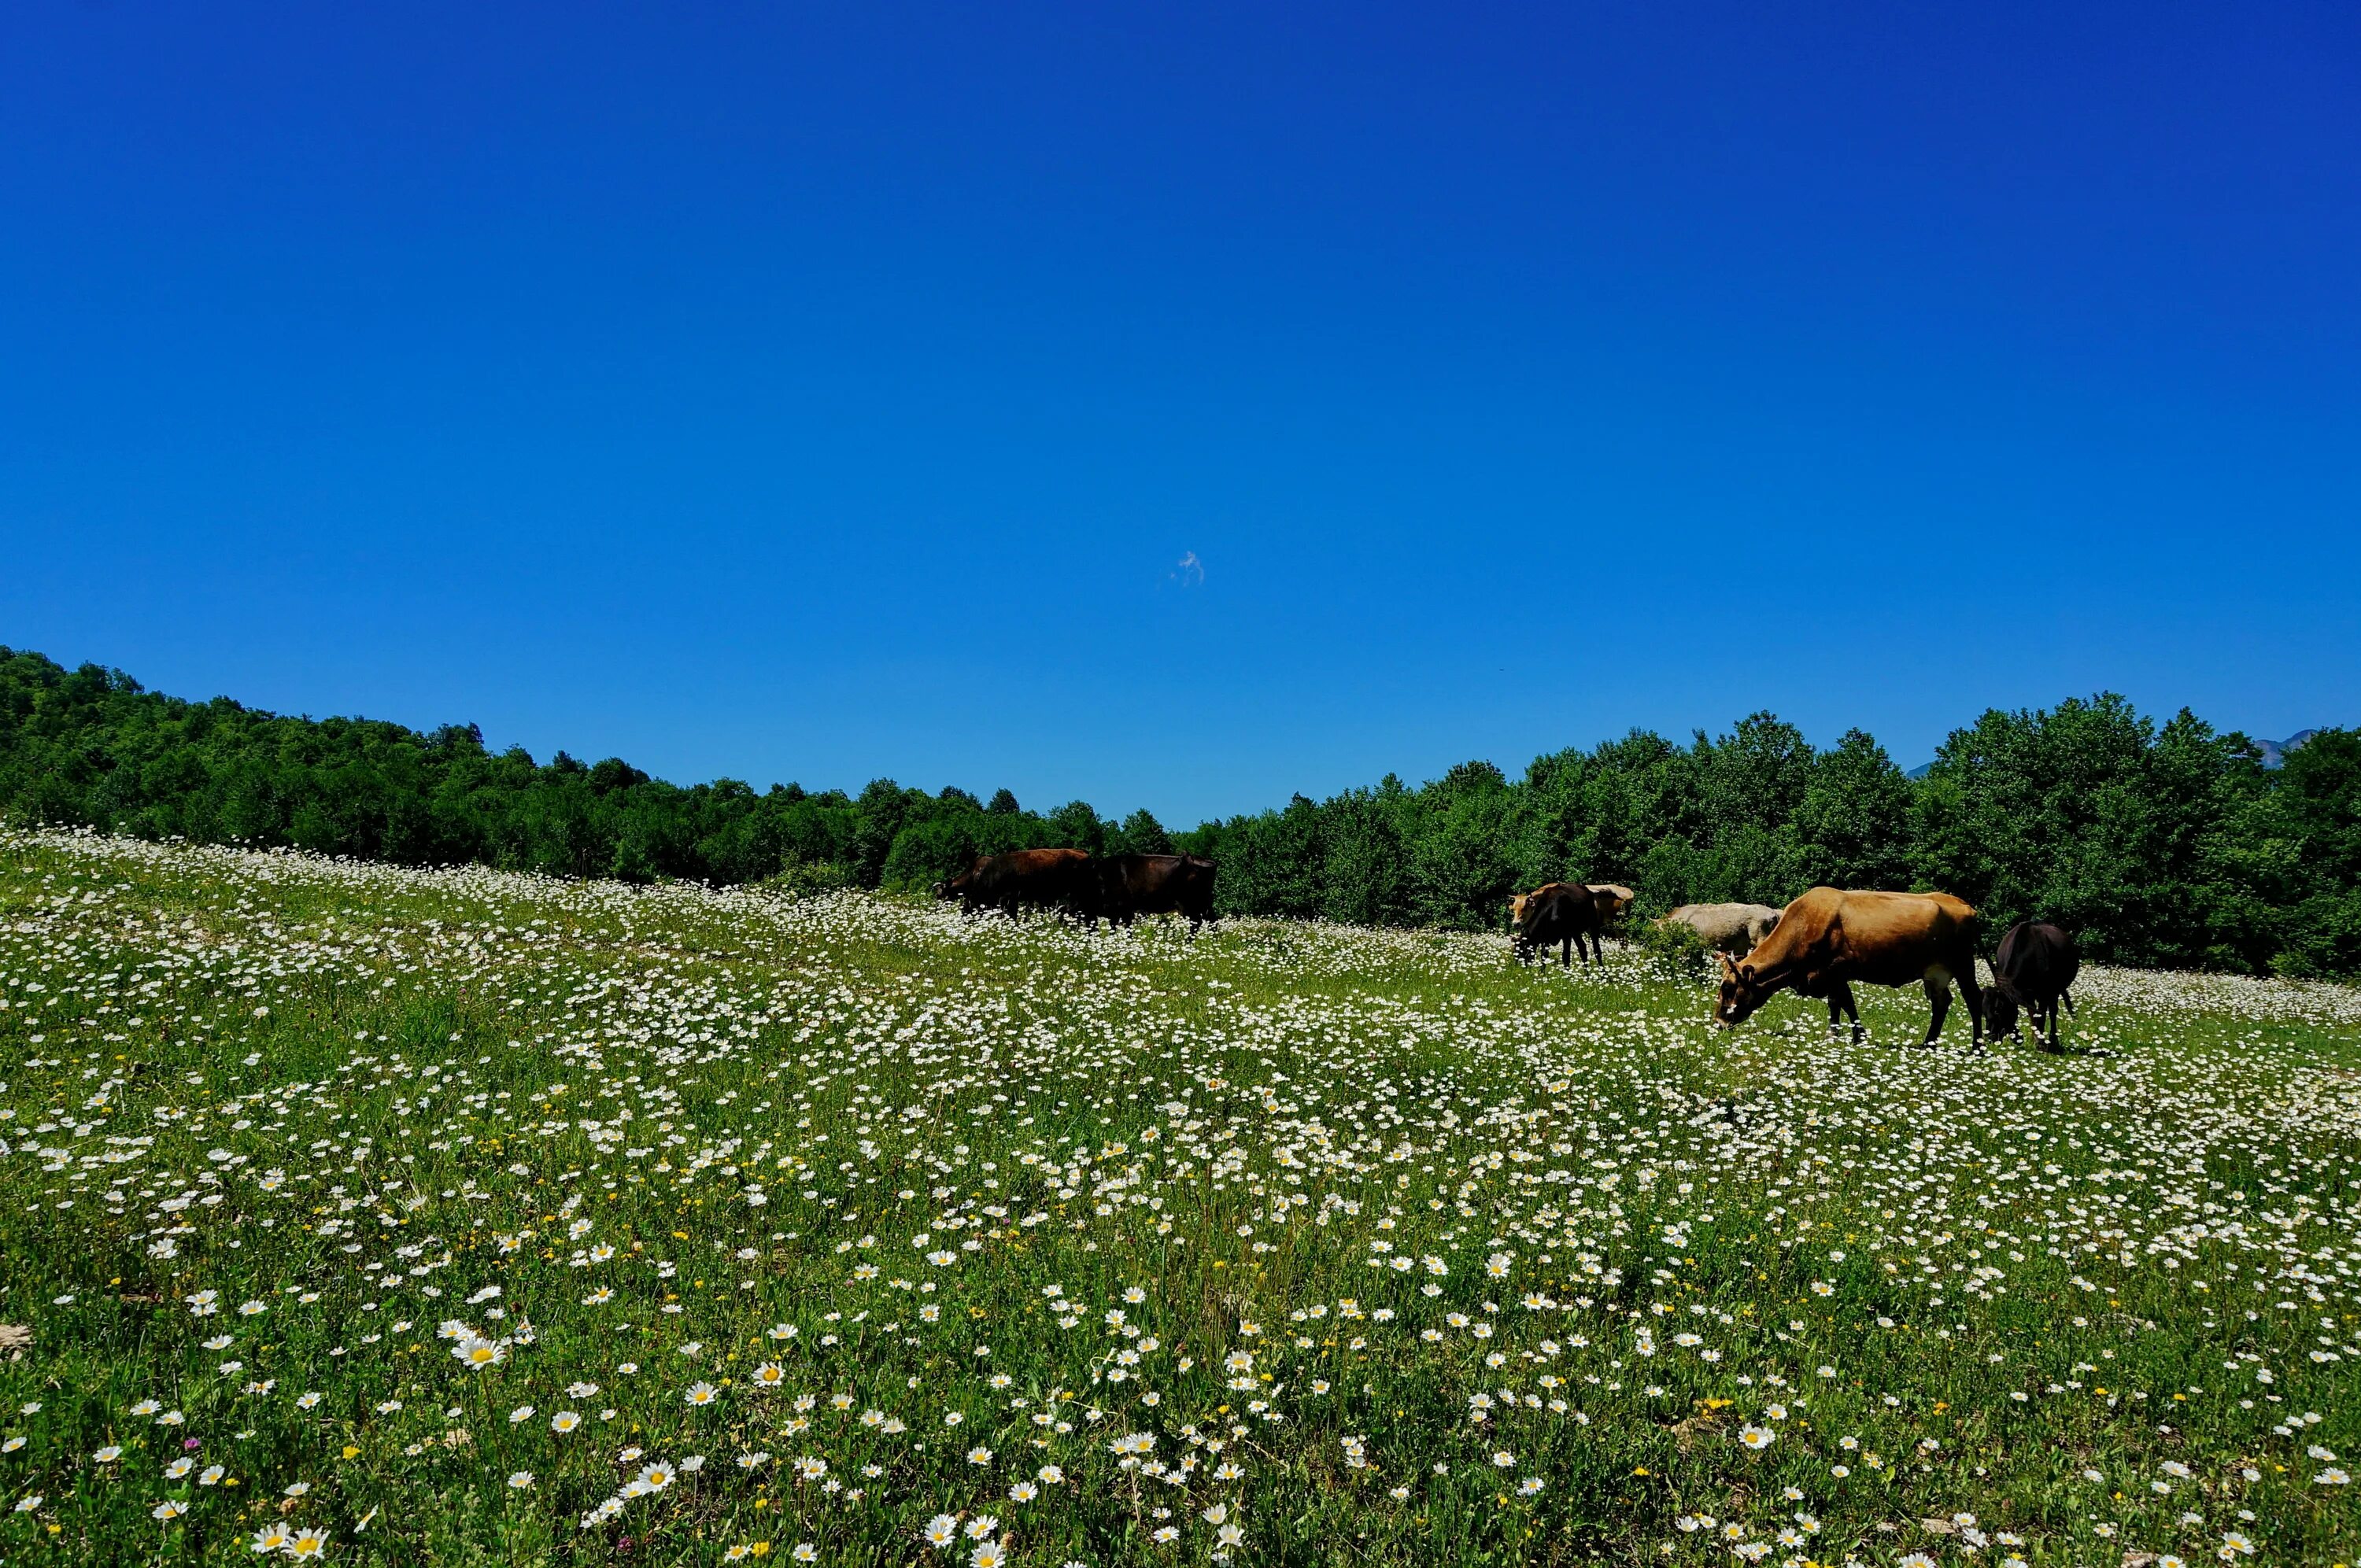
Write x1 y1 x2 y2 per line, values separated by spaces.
3 647 2355 974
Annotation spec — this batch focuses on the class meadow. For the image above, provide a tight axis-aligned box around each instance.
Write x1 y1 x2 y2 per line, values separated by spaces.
0 828 2355 1566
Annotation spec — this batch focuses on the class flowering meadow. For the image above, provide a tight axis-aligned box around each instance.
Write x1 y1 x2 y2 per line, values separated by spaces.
0 829 2355 1566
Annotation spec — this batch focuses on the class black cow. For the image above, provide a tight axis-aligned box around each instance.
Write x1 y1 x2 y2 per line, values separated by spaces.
933 849 1098 921
1987 921 2079 1051
1097 854 1217 932
1508 883 1607 968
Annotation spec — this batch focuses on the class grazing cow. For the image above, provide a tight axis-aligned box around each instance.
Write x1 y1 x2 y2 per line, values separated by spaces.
1714 887 1984 1046
1987 921 2079 1050
1657 902 1784 956
933 849 1098 921
1097 854 1218 932
1587 884 1638 929
1509 883 1608 968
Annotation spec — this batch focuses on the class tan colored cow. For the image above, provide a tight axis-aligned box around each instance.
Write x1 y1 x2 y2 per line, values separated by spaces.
1586 884 1637 926
1714 887 1984 1046
1658 902 1783 954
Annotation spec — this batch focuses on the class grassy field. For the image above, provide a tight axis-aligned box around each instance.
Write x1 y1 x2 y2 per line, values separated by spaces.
0 828 2355 1567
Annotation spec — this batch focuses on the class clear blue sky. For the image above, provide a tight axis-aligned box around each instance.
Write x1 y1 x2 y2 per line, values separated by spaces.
3 3 2355 822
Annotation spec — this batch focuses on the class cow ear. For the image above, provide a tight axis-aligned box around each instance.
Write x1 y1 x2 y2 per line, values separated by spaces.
1738 963 1756 983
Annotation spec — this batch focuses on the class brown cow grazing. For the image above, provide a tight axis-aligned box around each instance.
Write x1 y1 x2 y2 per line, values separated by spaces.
1509 883 1609 968
1987 921 2079 1051
1097 854 1218 932
1714 887 1984 1046
933 849 1098 921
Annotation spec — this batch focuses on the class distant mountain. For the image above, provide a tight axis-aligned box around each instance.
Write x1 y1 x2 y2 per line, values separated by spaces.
1905 728 2328 779
2253 729 2322 769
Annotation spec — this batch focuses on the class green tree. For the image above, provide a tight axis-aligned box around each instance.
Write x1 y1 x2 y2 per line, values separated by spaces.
1798 729 1913 890
1108 808 1173 857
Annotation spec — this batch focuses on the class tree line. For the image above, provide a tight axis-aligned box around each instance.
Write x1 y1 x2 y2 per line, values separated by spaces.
2 646 2354 976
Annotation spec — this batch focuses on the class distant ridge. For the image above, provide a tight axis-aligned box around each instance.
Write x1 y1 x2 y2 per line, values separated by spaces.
2253 729 2322 769
1908 729 2327 778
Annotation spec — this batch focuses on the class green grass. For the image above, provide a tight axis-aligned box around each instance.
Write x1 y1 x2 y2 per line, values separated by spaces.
0 827 2356 1567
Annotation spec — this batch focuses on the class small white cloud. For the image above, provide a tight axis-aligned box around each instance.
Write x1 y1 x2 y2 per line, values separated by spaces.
1170 551 1205 588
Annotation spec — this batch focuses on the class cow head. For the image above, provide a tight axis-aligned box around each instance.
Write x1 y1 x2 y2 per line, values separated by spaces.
1506 892 1540 960
1714 954 1771 1028
1982 983 2021 1039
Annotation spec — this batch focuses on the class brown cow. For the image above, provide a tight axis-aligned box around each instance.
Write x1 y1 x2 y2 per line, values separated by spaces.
933 849 1098 921
1509 883 1609 968
1714 887 1984 1046
1097 854 1218 932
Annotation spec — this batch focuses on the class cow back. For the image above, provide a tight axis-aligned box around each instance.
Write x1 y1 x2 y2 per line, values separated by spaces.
1754 887 1978 983
1993 921 2078 998
1099 854 1217 919
1517 884 1604 945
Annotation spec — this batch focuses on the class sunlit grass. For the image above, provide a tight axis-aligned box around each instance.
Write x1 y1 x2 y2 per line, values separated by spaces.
0 827 2355 1566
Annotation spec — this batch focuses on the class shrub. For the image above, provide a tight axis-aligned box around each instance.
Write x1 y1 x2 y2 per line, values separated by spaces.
1635 915 1713 980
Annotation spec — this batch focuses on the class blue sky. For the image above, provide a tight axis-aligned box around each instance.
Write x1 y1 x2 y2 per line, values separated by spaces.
3 2 2355 822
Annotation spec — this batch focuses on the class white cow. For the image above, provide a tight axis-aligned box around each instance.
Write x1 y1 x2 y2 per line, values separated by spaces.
1657 902 1783 954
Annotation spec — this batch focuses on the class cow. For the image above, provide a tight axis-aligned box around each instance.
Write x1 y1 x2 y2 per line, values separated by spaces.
1097 854 1218 932
1587 884 1638 930
1509 883 1609 968
933 849 1098 921
1714 887 1984 1046
1986 921 2079 1051
1657 902 1785 956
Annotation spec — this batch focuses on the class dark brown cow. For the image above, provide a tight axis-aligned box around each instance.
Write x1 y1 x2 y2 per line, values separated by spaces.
1987 921 2079 1051
1714 887 1984 1046
933 849 1098 921
1509 882 1608 968
1097 854 1218 932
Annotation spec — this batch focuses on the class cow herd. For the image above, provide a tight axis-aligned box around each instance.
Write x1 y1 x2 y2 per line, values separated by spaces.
934 850 2080 1051
933 847 1218 930
1513 880 2083 1051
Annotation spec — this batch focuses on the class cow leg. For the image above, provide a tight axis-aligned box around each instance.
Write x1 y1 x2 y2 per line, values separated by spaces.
1827 983 1863 1042
1956 965 1986 1050
1923 980 1951 1046
1558 937 1571 969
